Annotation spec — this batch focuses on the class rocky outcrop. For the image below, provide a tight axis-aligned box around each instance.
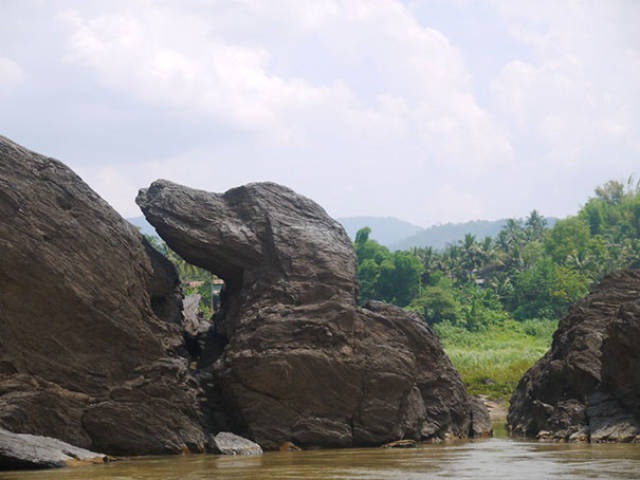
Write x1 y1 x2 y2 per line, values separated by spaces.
0 136 207 457
0 135 490 463
137 180 490 449
508 269 640 442
0 428 107 470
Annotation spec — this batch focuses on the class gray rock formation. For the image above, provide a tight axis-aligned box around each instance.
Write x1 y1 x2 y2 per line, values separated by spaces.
0 134 491 464
508 269 640 442
211 432 263 456
0 136 206 457
137 180 490 449
469 397 493 438
183 294 211 336
0 428 107 470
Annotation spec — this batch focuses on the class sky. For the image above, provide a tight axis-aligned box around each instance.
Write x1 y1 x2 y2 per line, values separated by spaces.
1 0 639 227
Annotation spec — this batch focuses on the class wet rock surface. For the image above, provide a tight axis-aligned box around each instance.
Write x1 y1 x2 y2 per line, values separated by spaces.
0 136 206 457
469 396 493 438
137 180 490 449
211 432 263 456
508 269 640 442
0 428 107 470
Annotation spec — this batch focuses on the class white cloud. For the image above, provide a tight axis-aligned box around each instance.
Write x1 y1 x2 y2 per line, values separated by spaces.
57 6 351 144
0 57 25 89
491 0 640 165
57 1 512 163
46 0 520 225
6 1 635 227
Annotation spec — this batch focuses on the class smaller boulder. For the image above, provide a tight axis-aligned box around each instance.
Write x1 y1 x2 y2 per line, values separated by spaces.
0 428 107 470
183 294 211 337
211 432 263 456
469 397 493 438
587 393 640 443
278 441 302 452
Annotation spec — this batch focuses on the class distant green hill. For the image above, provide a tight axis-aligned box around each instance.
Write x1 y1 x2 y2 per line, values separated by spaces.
127 216 158 237
337 216 423 247
391 219 508 251
391 217 558 251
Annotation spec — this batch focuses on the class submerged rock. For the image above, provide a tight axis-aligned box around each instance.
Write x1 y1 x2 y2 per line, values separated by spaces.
0 136 206 457
381 439 418 448
508 269 640 442
0 428 107 470
137 180 490 449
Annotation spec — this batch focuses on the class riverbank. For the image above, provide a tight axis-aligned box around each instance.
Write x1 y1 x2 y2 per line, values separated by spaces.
436 319 555 401
479 396 508 423
2 436 639 480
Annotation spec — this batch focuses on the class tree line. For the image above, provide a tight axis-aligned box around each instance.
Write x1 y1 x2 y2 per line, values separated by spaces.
355 178 640 330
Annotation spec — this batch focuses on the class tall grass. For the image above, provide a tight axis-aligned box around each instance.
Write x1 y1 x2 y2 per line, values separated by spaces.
435 319 556 401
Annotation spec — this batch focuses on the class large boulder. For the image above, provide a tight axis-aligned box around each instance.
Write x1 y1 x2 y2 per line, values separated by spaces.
508 269 640 442
137 180 489 449
0 136 207 456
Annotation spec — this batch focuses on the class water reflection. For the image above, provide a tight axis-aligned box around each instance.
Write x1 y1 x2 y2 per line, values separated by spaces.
2 438 640 480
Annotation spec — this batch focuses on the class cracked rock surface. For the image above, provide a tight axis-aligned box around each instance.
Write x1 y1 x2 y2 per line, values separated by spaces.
137 180 490 449
508 269 640 442
0 136 206 457
0 428 107 469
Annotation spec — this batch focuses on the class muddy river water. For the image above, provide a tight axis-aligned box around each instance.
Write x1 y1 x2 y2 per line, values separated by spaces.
2 430 640 479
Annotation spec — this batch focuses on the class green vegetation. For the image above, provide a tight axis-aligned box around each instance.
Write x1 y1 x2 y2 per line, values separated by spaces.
435 320 556 400
144 235 217 318
355 178 640 400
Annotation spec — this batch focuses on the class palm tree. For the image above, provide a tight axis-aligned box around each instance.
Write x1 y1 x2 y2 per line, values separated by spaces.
459 234 483 283
525 210 548 242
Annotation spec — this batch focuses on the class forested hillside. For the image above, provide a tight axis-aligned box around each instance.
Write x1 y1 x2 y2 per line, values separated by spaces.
390 219 509 251
355 179 640 398
339 216 551 251
357 179 640 323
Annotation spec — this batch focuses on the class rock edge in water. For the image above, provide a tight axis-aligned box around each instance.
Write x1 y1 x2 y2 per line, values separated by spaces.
211 432 263 456
507 269 640 442
0 428 108 470
0 135 206 458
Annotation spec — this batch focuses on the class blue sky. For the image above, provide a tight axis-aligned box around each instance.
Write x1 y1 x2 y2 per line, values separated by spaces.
1 0 638 227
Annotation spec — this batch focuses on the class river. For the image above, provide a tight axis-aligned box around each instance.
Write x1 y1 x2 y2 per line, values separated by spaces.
2 433 640 479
